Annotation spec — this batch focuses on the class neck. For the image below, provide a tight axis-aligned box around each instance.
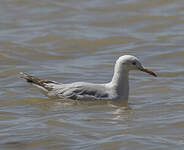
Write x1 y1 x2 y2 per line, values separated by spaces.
109 63 129 101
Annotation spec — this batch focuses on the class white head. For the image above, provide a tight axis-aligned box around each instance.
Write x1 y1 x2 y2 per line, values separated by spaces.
116 55 157 77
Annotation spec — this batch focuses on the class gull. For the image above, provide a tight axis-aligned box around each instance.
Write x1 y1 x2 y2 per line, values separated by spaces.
20 55 157 101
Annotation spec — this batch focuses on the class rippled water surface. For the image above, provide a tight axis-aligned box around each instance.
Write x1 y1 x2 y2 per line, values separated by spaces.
1 0 184 149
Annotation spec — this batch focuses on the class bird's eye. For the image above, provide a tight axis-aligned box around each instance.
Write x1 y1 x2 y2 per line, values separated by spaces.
132 62 136 65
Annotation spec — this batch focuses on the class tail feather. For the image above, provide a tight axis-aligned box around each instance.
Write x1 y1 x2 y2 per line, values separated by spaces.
20 72 57 91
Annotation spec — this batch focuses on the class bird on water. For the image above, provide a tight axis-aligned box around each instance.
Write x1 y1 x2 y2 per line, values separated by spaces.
20 55 157 101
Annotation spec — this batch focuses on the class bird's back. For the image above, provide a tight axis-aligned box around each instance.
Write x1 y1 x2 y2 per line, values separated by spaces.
49 82 111 100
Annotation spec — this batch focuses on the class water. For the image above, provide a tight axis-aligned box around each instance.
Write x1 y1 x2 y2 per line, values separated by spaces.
0 0 184 149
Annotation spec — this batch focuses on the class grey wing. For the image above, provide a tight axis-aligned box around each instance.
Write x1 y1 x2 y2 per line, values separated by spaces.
54 84 109 100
